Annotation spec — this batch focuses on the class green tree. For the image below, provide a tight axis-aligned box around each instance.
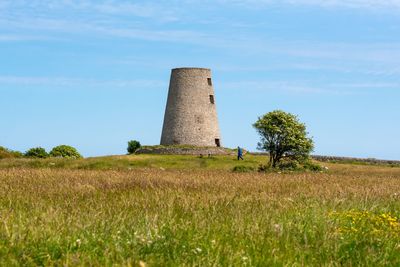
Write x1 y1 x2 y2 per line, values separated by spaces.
127 140 141 154
49 145 82 159
25 147 49 158
253 110 314 168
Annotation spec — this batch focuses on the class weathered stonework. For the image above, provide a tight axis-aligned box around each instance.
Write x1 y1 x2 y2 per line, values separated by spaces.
136 146 233 156
160 68 222 147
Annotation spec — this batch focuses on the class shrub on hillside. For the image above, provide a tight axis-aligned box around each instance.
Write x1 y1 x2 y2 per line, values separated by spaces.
0 146 23 159
257 164 269 172
258 159 324 173
50 145 82 159
232 165 255 173
127 140 141 154
25 147 49 158
302 160 324 172
277 160 300 171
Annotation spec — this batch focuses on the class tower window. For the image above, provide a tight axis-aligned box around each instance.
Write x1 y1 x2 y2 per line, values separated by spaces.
215 139 221 147
207 78 212 86
209 95 215 104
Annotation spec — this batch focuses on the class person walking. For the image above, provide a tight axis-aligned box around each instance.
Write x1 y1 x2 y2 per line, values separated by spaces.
237 146 244 160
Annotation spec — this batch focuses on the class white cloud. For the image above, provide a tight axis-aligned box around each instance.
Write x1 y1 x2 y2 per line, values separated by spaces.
24 0 400 12
2 0 179 22
0 16 229 47
0 76 164 89
0 34 56 42
1 0 400 82
216 0 400 10
2 76 397 95
219 80 400 95
290 0 400 9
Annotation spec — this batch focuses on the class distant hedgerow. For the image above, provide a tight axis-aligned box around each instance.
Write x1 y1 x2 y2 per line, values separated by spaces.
0 146 24 159
25 147 49 158
302 160 324 172
232 165 255 173
258 159 324 172
50 145 82 159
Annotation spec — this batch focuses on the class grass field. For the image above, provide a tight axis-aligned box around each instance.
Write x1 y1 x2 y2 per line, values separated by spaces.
0 154 265 171
1 154 400 266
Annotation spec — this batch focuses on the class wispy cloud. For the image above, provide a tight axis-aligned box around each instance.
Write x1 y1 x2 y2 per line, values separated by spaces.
0 76 164 89
219 80 400 95
216 0 400 11
0 34 55 42
213 62 400 77
1 0 400 84
2 76 397 95
85 1 179 22
0 14 225 46
1 0 180 22
2 14 400 70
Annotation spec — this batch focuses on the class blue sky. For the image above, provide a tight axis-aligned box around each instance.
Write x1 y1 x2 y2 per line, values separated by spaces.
1 0 400 159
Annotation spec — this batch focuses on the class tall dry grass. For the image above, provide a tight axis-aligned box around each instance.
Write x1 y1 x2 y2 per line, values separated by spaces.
1 163 400 265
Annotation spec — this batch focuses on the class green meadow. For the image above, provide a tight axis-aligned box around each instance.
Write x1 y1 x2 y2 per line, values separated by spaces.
1 154 400 266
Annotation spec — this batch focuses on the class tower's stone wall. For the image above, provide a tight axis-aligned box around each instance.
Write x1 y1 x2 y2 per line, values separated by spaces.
160 68 222 147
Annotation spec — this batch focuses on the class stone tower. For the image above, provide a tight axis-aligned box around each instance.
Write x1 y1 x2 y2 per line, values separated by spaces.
160 67 222 147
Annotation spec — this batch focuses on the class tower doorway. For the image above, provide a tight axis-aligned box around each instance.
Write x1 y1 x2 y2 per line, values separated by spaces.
215 138 221 147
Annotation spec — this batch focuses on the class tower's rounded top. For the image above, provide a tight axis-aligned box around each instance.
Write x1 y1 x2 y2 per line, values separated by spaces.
172 67 211 71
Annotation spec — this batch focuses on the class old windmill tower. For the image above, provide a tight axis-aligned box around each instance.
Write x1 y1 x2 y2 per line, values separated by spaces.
160 68 222 147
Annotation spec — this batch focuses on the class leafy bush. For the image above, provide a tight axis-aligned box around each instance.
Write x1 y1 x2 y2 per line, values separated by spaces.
232 165 255 173
258 164 269 172
127 140 141 154
277 160 300 171
303 160 324 172
258 159 324 173
25 147 49 158
11 151 24 158
0 146 23 159
50 145 82 159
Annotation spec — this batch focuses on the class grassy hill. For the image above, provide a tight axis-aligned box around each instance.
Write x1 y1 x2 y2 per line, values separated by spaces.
0 154 267 171
1 154 400 266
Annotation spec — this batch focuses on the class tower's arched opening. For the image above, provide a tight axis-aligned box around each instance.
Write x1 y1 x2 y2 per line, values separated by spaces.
215 139 221 147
